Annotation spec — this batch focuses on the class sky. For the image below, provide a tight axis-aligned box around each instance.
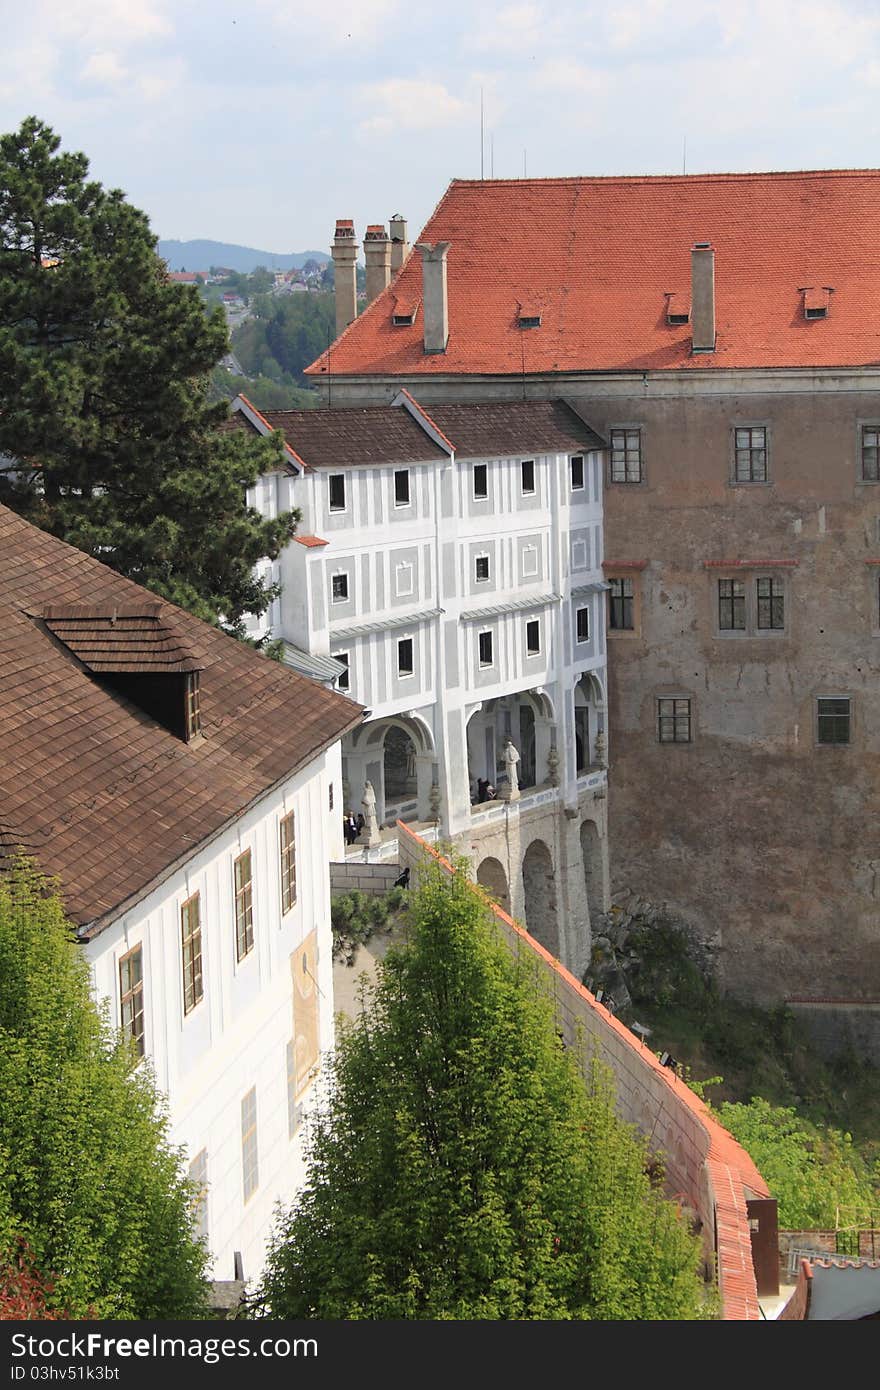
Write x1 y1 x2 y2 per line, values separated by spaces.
3 0 880 255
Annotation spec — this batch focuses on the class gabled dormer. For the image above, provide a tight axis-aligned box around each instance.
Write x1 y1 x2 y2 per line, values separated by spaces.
40 602 205 742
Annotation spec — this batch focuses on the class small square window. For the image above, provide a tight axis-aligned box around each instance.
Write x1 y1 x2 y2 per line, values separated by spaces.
718 578 746 631
333 652 350 691
817 697 851 745
570 455 585 490
734 426 768 483
657 697 691 744
521 459 535 495
475 554 490 582
331 572 349 603
478 630 494 667
576 607 590 644
861 427 880 482
756 576 784 630
394 469 410 507
526 619 540 656
610 428 642 484
473 464 488 500
397 637 414 676
329 474 346 512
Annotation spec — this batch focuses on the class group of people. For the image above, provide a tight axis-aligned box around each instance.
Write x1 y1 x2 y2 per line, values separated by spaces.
474 778 496 803
342 810 365 845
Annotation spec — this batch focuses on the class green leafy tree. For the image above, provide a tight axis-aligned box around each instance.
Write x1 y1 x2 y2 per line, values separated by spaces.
261 863 707 1320
232 292 336 387
0 117 296 630
0 861 209 1318
716 1097 880 1230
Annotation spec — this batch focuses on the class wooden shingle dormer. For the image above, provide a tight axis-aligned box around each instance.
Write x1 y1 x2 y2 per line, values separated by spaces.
40 602 205 742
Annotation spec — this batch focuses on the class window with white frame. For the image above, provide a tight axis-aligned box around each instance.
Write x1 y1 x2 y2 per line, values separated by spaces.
397 637 414 676
333 651 350 691
478 630 494 667
473 463 488 500
394 469 410 507
526 619 540 656
331 571 349 603
521 459 535 495
328 474 346 512
570 455 585 490
576 606 590 644
521 545 539 578
475 554 490 583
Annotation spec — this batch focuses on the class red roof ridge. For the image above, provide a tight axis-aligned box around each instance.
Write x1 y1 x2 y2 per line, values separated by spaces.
448 168 880 187
393 388 456 454
233 394 308 471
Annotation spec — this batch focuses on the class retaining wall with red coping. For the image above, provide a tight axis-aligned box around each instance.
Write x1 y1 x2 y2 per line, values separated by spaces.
397 822 772 1321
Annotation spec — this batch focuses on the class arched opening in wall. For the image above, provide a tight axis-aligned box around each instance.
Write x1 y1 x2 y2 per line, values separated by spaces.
476 857 509 912
522 838 560 958
384 725 417 802
518 702 536 790
580 818 604 929
574 672 604 775
466 691 556 807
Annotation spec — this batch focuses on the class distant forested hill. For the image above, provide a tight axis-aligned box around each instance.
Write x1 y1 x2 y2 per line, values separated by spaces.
157 239 329 272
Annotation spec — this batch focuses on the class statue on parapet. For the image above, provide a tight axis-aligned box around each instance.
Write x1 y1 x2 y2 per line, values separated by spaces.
358 780 381 846
500 739 521 802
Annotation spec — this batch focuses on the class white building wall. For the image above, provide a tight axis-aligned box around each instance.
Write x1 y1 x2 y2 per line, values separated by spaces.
85 741 342 1284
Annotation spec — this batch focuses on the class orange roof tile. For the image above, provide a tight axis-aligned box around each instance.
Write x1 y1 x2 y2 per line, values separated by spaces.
294 534 329 548
309 170 880 378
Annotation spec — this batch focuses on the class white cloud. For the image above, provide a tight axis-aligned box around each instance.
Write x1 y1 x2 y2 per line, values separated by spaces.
529 58 608 96
255 0 400 47
357 78 472 137
80 51 128 85
46 0 172 47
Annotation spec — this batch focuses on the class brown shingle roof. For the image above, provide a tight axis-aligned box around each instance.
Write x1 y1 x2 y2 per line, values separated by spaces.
253 406 448 470
41 603 203 674
422 399 605 458
0 505 363 933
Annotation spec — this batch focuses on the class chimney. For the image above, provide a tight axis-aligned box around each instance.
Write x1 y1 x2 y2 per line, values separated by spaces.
331 219 358 335
363 224 391 304
389 214 409 274
416 242 450 354
690 242 715 353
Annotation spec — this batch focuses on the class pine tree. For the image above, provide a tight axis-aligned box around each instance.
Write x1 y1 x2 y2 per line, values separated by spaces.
0 117 295 630
260 862 709 1320
0 862 209 1318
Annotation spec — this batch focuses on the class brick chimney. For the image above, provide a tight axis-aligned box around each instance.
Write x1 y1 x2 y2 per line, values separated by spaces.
363 224 391 304
691 242 715 353
389 214 409 274
331 219 358 335
416 241 450 354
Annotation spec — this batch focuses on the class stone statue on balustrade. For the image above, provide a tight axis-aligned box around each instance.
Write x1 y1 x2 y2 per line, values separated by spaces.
358 779 381 846
500 738 521 802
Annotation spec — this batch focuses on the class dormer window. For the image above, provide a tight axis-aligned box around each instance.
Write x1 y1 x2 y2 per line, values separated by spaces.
665 292 690 325
517 307 542 328
185 672 201 741
392 295 420 326
802 287 831 320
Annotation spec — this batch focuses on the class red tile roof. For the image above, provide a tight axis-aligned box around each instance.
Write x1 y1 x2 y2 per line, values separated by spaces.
308 171 880 378
0 505 363 933
294 534 329 548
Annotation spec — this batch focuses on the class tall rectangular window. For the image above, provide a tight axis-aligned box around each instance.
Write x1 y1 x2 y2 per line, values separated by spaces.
817 697 851 745
188 1149 209 1245
394 469 410 506
234 850 254 962
718 578 746 631
734 426 768 482
333 651 350 691
861 427 880 481
331 572 349 602
478 630 494 667
185 673 201 741
473 463 488 499
280 811 296 915
521 459 535 495
570 455 585 490
526 619 540 656
475 554 490 582
328 474 346 512
608 577 634 630
576 607 590 644
119 946 144 1057
397 637 414 676
180 893 203 1016
241 1087 258 1202
657 698 692 744
756 577 784 630
610 428 642 483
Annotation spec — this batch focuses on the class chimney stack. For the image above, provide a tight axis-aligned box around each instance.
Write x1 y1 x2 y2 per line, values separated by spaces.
690 242 715 353
389 214 409 274
331 219 358 335
363 224 391 304
416 242 450 354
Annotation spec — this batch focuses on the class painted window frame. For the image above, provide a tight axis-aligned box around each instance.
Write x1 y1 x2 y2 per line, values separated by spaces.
328 473 346 513
393 468 411 508
609 427 643 484
397 635 415 678
478 629 494 668
233 849 255 963
280 811 297 915
180 892 204 1016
